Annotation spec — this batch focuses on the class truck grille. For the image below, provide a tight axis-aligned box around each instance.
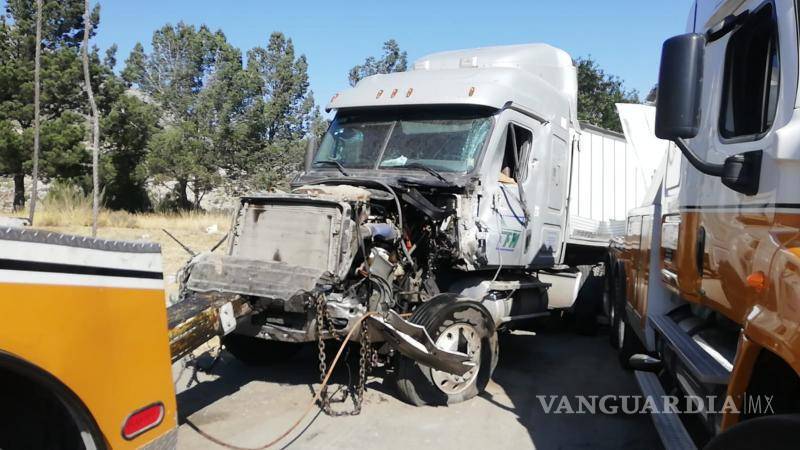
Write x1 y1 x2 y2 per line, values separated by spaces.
231 201 345 275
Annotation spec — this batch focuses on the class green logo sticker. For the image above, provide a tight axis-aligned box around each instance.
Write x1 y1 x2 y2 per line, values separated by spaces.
498 229 521 251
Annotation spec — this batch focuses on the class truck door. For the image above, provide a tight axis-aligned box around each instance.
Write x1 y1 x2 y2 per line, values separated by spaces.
676 0 791 321
482 120 533 267
540 133 569 265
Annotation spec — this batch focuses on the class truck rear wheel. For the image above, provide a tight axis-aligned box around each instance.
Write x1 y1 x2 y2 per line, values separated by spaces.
0 368 103 450
608 262 641 368
222 334 302 366
616 316 639 369
608 268 625 349
574 265 603 335
705 414 800 450
396 295 498 406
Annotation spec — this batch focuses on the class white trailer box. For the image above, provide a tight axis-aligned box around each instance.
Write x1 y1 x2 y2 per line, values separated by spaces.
567 105 668 247
568 123 632 246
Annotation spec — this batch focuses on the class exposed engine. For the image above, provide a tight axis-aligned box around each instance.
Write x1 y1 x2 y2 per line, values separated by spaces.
180 181 465 345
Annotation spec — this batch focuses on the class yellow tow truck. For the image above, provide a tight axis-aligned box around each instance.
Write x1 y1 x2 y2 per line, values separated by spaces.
0 226 177 449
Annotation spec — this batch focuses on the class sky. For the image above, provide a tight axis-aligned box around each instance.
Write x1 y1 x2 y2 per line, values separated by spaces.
11 0 694 111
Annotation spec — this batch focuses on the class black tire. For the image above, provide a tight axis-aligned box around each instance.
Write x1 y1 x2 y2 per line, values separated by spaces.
574 266 602 336
704 414 800 450
0 369 104 450
608 265 625 349
609 300 621 349
617 317 640 369
612 263 644 369
222 333 302 366
396 295 499 406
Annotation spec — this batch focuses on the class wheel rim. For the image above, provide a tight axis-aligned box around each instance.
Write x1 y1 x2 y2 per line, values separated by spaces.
431 323 482 395
616 312 625 349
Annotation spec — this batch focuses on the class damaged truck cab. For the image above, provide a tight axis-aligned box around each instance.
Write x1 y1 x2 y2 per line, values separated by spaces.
175 44 646 406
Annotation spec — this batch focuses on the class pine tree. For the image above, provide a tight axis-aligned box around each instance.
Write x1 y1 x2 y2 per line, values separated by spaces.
100 93 158 212
348 39 408 87
575 56 640 132
123 23 247 209
0 0 102 209
245 32 318 189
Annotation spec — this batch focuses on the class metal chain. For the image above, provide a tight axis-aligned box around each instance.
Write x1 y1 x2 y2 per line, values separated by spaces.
315 294 330 407
352 319 370 415
321 297 340 339
314 293 373 416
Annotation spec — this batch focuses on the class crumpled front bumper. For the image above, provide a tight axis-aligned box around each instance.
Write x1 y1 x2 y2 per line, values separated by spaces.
180 253 473 376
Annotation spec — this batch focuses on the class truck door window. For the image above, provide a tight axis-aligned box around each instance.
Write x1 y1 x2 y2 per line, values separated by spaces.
719 3 779 139
501 124 533 182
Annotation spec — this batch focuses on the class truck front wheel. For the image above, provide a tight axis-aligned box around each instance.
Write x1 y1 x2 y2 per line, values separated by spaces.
396 296 499 406
704 414 800 450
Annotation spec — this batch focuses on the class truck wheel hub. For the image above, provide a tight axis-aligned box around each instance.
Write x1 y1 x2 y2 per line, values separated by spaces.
431 323 482 394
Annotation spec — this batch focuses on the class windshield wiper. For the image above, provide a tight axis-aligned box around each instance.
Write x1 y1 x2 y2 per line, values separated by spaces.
400 163 452 185
313 160 349 176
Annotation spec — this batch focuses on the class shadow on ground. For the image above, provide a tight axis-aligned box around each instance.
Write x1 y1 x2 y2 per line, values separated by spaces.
487 318 663 449
175 317 662 450
175 341 372 420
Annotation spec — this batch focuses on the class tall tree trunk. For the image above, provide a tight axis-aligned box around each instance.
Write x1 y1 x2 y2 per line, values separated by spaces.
177 178 191 210
191 181 206 211
81 0 100 237
12 173 25 211
28 0 42 224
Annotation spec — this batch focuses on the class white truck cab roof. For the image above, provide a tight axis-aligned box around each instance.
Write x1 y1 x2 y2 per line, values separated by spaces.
327 43 578 129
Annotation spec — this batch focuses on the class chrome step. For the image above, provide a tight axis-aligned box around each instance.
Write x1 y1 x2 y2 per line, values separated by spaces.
650 314 730 385
635 370 696 450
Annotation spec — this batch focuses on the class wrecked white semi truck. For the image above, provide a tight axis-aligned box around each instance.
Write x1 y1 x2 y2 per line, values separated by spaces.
173 44 652 408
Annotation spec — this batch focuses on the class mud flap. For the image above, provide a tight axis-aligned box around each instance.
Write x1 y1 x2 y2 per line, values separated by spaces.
367 311 474 376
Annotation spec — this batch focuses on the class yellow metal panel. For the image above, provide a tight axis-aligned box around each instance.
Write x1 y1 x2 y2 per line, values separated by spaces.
0 282 177 449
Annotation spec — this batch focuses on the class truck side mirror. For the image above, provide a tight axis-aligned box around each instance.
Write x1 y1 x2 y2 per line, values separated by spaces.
654 33 762 196
655 33 705 140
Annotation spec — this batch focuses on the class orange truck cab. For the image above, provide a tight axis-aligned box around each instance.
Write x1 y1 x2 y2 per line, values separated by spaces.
607 0 800 449
0 227 177 449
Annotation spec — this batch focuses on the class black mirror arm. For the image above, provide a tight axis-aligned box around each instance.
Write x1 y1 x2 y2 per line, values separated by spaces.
674 138 724 177
706 11 750 43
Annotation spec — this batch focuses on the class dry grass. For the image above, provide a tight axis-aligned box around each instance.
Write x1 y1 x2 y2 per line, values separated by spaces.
4 185 232 302
34 208 232 232
28 183 231 231
43 222 229 302
133 210 232 231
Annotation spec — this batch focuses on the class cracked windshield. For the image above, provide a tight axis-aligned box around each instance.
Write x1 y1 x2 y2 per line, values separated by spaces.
314 108 494 172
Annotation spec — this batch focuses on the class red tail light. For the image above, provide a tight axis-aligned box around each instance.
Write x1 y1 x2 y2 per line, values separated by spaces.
122 402 164 440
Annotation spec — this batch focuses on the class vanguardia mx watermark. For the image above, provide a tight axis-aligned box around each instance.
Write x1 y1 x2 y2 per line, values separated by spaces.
536 394 775 415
